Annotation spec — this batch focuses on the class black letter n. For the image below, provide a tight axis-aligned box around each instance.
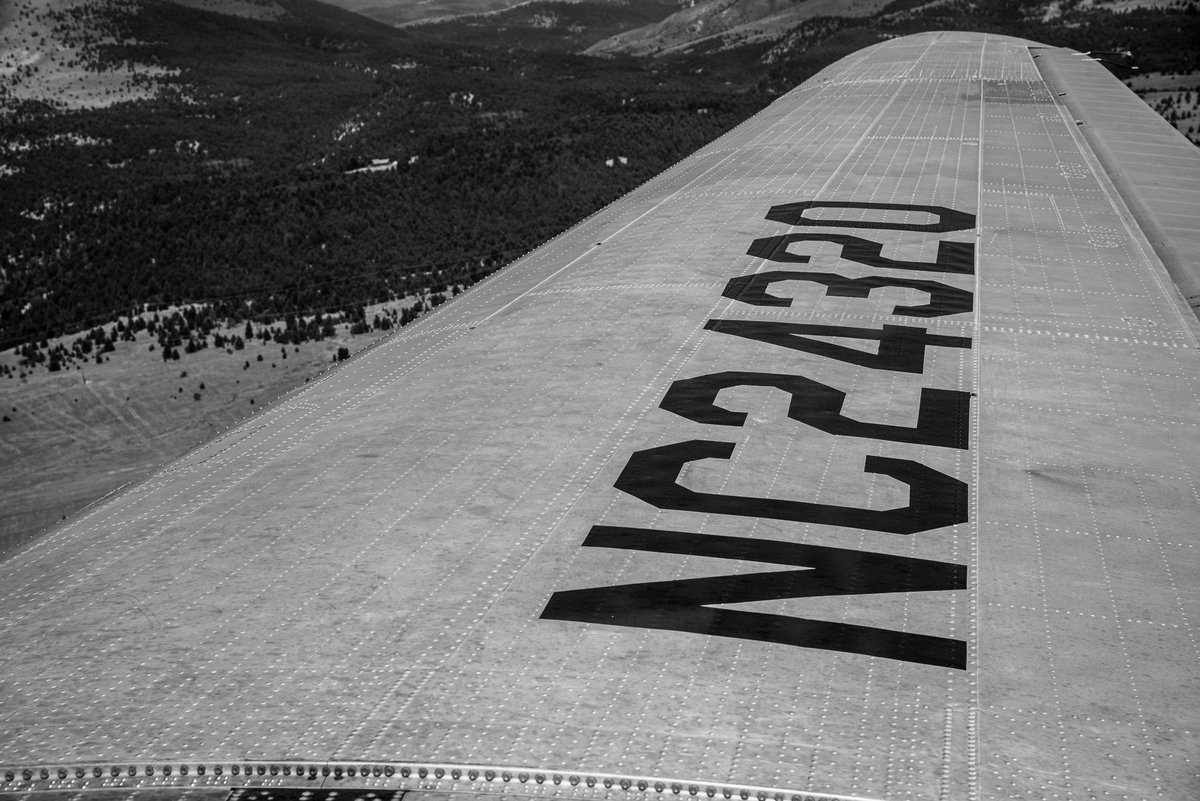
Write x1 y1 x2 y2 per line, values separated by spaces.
541 526 966 669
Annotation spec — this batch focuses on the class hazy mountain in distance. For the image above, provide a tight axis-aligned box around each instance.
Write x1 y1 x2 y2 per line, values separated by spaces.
316 0 696 35
321 0 604 27
585 0 1185 59
586 0 892 57
309 0 518 26
395 0 688 52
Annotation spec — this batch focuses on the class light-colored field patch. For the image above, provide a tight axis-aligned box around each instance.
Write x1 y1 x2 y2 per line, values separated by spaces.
1128 69 1200 92
0 295 434 556
1130 70 1200 144
0 0 178 111
586 0 891 57
1047 0 1180 15
167 0 286 20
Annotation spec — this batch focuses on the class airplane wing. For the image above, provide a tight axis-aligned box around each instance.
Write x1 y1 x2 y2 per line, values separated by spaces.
2 31 1198 801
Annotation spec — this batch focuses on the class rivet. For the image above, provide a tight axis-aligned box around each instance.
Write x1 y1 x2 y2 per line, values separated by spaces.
434 768 444 779
553 775 563 785
282 767 290 777
345 768 354 778
145 767 154 777
655 782 665 793
4 771 14 782
40 770 49 781
257 766 266 776
198 766 207 776
22 770 32 781
501 772 512 782
321 767 330 777
638 780 648 791
586 777 597 787
417 768 427 779
163 766 172 777
535 774 545 784
518 773 529 783
468 770 479 780
76 769 85 779
602 778 613 789
334 768 343 779
621 779 632 790
215 766 223 776
58 769 67 779
374 767 383 778
93 768 103 778
383 767 394 778
569 775 580 786
272 766 280 777
672 784 683 794
485 771 495 782
180 766 188 776
706 788 716 798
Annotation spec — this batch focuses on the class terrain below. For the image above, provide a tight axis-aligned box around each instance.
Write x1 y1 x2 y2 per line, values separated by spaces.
2 0 1197 559
0 307 405 557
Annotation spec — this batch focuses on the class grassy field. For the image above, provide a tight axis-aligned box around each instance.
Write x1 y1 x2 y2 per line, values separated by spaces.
1129 70 1200 144
0 0 177 109
0 310 393 557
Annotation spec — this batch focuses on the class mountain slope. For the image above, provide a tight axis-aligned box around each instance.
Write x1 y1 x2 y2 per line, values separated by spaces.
334 0 530 27
586 0 891 57
400 0 686 53
0 0 765 349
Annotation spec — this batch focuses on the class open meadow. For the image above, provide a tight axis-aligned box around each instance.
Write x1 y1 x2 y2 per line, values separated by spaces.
0 310 395 555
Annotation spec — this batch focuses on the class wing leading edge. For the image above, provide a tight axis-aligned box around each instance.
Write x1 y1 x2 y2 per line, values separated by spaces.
1 31 1197 801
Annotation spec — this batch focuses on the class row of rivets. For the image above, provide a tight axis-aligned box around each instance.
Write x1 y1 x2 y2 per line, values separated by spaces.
3 766 395 782
1 765 838 801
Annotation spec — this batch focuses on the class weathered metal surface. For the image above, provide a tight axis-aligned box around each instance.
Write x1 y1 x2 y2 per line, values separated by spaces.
2 32 1197 801
1035 45 1200 316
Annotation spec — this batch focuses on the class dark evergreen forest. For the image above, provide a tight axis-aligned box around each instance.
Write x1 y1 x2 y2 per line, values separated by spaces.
0 0 766 364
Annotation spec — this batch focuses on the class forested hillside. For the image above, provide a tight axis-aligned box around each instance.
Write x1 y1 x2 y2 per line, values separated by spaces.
0 0 766 369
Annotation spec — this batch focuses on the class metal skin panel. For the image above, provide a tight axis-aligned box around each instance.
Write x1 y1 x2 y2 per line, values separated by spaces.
2 32 1198 801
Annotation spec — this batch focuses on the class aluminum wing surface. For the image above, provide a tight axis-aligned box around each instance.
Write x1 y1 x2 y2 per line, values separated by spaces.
2 31 1198 801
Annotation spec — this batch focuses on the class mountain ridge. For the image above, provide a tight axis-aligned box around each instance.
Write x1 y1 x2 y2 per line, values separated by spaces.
585 0 891 57
386 0 689 51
